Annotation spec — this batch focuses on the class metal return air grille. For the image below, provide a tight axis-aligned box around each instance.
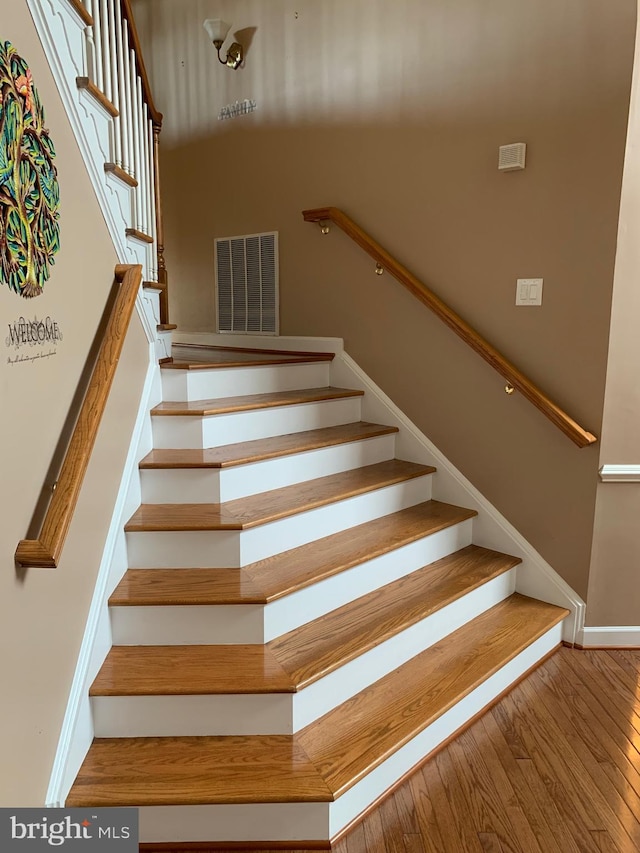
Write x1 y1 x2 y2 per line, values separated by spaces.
215 232 279 334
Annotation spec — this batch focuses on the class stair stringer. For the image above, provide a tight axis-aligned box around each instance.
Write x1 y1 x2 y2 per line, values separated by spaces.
172 331 585 644
45 354 164 809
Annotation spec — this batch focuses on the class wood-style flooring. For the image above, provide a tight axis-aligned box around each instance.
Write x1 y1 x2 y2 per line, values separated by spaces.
140 648 640 853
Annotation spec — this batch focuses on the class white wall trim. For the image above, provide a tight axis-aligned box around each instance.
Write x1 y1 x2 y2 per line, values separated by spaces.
599 464 640 482
45 354 160 808
330 351 585 646
576 626 640 648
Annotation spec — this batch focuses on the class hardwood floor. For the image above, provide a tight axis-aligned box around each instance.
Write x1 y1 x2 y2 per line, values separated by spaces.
332 647 640 853
140 648 640 852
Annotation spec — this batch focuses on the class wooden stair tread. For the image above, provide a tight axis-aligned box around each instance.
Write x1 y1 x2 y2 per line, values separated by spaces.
69 596 567 808
162 347 334 370
109 568 266 606
90 646 294 696
267 545 521 689
66 736 334 807
164 345 334 370
151 386 363 417
113 501 477 605
139 422 398 469
101 546 520 698
297 594 569 798
248 500 476 601
124 460 435 532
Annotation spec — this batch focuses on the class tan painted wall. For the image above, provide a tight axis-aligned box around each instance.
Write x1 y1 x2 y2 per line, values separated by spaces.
587 15 640 627
136 0 635 605
0 1 149 804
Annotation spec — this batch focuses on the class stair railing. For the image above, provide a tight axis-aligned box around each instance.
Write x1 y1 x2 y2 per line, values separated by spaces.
70 0 168 323
303 207 597 448
15 264 142 569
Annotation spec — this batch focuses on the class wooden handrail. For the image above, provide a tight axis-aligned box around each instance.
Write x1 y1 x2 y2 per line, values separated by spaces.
121 0 163 128
303 207 597 448
15 264 143 568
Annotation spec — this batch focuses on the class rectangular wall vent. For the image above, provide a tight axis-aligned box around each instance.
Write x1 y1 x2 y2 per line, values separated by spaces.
498 142 527 171
215 232 279 334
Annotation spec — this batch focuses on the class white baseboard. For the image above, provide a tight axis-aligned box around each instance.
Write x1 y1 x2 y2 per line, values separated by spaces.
45 352 161 807
576 626 640 648
599 465 640 482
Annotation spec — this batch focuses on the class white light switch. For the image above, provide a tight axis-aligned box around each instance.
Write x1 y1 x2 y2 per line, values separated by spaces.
516 278 543 306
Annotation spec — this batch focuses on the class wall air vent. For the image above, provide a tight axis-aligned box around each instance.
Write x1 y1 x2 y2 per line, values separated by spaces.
215 232 279 334
498 142 527 171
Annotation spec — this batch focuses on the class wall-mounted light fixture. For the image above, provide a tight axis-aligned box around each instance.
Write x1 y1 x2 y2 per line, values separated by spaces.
203 19 243 69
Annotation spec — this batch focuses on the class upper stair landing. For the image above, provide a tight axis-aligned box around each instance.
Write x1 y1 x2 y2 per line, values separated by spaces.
165 343 335 367
161 345 335 400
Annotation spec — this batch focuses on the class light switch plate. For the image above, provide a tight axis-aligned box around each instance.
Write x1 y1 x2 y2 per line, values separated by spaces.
516 278 543 306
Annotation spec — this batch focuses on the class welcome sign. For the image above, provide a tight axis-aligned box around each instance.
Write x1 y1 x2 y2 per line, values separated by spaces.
5 314 63 365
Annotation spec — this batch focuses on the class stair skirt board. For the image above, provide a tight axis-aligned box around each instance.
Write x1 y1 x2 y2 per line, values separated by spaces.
140 433 397 503
125 474 434 569
151 397 364 450
161 361 331 401
93 568 516 738
131 626 562 845
111 520 474 645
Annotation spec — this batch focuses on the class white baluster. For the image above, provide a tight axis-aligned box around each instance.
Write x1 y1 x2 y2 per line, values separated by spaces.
116 13 129 173
91 0 104 91
144 109 155 247
137 78 148 235
83 0 98 83
123 23 135 178
99 0 111 101
130 48 141 229
140 99 150 238
148 116 158 278
106 0 121 166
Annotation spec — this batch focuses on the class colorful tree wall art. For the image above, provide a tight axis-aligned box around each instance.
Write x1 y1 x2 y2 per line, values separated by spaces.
0 41 60 299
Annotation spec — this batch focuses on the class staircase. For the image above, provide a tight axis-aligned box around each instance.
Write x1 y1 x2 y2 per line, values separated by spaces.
66 344 568 848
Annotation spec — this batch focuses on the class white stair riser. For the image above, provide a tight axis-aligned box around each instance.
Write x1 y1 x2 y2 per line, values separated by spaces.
151 397 362 449
238 475 433 565
161 361 331 401
99 568 514 738
111 520 473 645
125 474 433 568
328 623 563 838
125 529 241 569
263 519 473 641
139 802 330 844
92 693 294 737
140 433 396 503
292 568 517 730
111 604 266 645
